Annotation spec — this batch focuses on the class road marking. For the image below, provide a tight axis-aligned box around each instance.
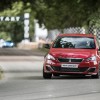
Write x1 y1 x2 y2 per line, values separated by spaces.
91 91 99 93
48 94 53 97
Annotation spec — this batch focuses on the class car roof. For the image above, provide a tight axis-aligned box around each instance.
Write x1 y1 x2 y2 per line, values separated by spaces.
58 33 95 37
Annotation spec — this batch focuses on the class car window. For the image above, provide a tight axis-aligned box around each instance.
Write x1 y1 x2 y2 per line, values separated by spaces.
53 36 96 49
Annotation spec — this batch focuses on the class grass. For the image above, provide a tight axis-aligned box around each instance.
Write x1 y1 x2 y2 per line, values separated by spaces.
32 48 49 56
38 48 49 53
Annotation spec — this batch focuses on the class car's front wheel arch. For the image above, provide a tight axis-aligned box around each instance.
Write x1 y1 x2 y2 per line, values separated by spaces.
43 67 52 79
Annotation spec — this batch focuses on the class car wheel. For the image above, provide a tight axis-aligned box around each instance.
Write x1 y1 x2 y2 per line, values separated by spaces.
53 73 60 77
43 67 52 79
91 73 99 79
91 66 100 79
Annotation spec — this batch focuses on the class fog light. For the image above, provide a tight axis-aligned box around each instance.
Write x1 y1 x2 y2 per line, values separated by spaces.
88 68 96 72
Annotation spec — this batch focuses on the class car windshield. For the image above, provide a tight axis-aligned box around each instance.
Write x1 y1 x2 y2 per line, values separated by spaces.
53 36 96 49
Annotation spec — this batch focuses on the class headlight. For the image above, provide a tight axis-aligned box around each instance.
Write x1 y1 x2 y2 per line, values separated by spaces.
10 43 14 46
86 56 96 61
46 54 55 60
3 43 6 46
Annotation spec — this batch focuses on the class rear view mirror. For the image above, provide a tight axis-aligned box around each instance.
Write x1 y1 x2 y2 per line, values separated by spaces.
44 44 51 49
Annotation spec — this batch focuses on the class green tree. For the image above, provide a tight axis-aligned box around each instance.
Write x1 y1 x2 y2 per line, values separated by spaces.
0 0 100 37
0 1 35 43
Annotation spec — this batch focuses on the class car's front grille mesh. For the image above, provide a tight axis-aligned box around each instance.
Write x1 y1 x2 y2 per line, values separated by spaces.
58 58 83 62
52 66 88 72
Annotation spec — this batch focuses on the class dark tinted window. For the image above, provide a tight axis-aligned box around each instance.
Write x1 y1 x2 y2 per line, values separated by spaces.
53 36 96 49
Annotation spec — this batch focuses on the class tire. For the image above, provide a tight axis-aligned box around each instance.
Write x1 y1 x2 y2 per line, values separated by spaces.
91 66 100 79
43 68 52 79
91 73 99 79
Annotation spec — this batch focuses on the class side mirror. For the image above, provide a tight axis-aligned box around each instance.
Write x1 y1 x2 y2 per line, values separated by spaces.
44 44 51 49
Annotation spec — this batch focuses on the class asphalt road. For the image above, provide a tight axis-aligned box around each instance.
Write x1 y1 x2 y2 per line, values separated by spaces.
0 48 100 100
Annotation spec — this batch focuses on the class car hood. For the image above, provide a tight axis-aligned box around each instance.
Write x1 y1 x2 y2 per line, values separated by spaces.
49 48 96 59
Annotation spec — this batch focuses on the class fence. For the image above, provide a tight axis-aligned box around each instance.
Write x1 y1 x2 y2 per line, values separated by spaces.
47 27 100 42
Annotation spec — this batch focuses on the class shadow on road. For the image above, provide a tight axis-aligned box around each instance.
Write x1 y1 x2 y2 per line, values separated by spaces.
7 73 92 80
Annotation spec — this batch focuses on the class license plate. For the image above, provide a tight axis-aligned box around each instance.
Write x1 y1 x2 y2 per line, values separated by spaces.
61 64 78 68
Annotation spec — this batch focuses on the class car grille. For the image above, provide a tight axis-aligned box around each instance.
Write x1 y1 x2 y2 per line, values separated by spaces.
52 66 88 72
58 58 83 63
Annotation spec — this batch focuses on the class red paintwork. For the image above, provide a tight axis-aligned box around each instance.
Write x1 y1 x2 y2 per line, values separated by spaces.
43 34 100 76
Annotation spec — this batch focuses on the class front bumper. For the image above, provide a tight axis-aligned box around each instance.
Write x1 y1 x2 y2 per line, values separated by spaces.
44 60 98 75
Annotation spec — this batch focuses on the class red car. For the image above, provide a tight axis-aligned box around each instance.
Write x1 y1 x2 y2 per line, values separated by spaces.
43 34 100 79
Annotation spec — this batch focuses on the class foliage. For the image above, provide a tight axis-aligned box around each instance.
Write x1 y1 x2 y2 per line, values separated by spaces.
0 1 35 43
0 0 100 42
0 1 24 44
38 0 100 29
0 32 10 40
